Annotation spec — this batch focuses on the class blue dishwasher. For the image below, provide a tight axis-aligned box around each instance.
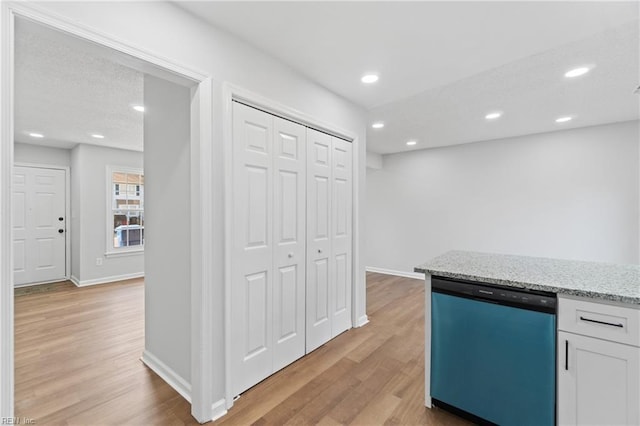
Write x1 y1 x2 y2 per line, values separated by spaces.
431 276 556 426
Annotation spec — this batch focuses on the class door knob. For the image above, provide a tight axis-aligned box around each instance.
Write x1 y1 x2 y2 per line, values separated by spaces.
288 253 294 258
58 217 64 221
58 229 64 234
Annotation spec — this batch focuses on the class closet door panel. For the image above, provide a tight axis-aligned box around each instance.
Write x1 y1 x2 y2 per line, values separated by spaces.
232 102 355 392
331 138 353 336
306 128 333 353
231 102 274 396
273 117 307 371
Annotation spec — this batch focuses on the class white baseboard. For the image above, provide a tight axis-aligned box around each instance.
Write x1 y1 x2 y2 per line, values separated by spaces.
72 272 144 287
211 398 227 422
142 352 227 423
14 278 68 288
366 266 424 280
356 315 369 328
141 350 191 403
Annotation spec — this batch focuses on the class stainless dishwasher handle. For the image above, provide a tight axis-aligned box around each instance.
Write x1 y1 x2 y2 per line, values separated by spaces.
579 316 624 328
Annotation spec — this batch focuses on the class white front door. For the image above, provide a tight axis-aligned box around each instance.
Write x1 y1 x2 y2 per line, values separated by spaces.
13 166 66 286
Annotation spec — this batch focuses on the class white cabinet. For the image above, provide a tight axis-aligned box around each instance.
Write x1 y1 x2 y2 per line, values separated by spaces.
558 296 640 426
230 102 353 396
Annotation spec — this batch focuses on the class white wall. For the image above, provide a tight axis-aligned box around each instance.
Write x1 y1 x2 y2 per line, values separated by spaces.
366 151 383 170
144 74 191 384
15 1 367 413
367 121 640 274
70 144 144 284
14 143 70 167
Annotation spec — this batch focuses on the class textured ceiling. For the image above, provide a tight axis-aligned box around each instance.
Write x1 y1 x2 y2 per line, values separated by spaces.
14 19 144 151
179 1 640 154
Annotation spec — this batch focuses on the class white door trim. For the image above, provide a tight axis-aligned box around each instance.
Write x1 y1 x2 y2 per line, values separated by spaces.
0 4 15 416
1 2 215 422
14 163 71 285
190 76 217 422
222 82 364 409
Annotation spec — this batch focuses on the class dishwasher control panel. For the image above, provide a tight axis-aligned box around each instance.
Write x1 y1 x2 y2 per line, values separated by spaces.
432 276 557 313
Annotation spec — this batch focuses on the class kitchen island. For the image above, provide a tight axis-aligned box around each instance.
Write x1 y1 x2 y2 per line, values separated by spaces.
415 250 640 426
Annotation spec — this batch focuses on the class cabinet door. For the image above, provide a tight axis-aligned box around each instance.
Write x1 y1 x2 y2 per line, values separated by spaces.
306 128 333 353
558 331 640 426
272 116 306 371
231 102 274 396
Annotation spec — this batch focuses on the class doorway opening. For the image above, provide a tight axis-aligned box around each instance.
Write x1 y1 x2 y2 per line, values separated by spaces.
8 14 209 423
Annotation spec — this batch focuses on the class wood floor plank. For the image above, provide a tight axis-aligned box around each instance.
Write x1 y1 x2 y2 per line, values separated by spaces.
15 273 470 425
256 358 360 425
350 393 402 426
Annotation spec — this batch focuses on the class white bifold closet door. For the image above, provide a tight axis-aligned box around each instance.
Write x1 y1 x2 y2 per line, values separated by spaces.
306 129 353 353
231 102 307 396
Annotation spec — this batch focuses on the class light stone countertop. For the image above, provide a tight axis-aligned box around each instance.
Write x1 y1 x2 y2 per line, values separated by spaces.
415 250 640 305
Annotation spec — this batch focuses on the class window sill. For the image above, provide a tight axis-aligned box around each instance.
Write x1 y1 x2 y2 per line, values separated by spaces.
105 249 144 258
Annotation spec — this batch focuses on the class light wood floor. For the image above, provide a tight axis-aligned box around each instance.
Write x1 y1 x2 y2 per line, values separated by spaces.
15 278 197 425
15 273 469 425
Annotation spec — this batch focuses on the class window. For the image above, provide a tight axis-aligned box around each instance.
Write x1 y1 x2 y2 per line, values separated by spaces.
108 167 144 253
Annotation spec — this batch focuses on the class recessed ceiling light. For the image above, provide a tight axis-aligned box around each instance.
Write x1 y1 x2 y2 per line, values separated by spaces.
361 74 379 84
372 122 385 129
406 140 417 146
564 67 591 78
555 116 573 123
485 111 503 120
132 105 145 112
28 132 44 138
91 134 105 139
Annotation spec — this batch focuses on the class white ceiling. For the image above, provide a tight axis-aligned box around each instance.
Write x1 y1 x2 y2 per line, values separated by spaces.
15 19 145 151
178 1 640 154
369 20 640 153
14 3 640 155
